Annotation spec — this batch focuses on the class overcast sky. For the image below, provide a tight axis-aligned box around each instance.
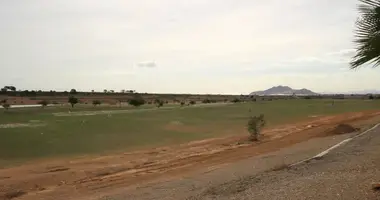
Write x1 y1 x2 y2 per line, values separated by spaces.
0 0 379 94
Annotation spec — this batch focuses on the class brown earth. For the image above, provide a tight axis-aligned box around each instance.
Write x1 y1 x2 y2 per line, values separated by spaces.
1 111 380 200
324 124 359 136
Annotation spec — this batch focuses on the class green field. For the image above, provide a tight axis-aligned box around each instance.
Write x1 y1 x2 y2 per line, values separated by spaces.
1 99 379 166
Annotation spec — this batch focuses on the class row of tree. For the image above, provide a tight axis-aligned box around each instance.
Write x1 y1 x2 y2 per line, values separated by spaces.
0 86 136 95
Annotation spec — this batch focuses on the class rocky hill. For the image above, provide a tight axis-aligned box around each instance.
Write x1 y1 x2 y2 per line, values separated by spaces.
250 86 318 96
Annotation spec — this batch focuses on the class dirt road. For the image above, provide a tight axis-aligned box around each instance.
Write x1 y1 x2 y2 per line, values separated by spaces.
1 111 380 200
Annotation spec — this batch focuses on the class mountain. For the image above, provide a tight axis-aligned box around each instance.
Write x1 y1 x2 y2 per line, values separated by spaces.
250 85 318 96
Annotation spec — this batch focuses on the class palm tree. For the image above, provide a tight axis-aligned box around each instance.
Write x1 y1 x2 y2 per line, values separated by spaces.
351 0 380 69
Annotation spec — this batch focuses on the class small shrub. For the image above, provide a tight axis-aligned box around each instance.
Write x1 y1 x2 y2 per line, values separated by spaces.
231 98 241 103
38 100 49 108
247 114 266 141
92 100 102 106
202 99 211 104
154 99 164 107
2 103 10 110
180 102 185 106
189 100 196 105
369 94 375 99
157 101 164 108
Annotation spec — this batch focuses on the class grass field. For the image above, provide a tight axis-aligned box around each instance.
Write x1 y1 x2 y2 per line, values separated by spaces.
1 99 380 166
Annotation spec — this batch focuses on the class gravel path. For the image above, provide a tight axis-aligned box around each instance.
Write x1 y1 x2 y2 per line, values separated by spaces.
191 125 380 200
99 125 380 200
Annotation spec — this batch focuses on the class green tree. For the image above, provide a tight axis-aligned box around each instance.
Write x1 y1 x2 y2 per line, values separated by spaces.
70 89 77 94
68 96 79 108
4 86 16 92
351 0 380 68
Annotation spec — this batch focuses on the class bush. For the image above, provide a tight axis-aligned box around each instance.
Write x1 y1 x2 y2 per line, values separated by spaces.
154 99 164 107
180 102 185 106
37 100 49 108
189 100 196 105
369 94 375 99
231 98 241 103
2 103 10 110
202 99 211 104
92 100 101 106
247 114 266 141
157 101 164 108
129 98 145 107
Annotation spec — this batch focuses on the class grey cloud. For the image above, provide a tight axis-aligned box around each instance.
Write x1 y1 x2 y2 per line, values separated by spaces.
327 49 356 57
137 61 157 68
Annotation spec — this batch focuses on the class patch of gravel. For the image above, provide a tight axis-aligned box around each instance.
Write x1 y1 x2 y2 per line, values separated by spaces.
99 131 358 200
191 125 380 200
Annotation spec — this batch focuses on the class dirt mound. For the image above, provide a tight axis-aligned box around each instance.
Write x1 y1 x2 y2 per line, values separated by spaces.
327 124 358 136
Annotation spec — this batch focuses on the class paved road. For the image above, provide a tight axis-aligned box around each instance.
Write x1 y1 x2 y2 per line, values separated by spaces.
99 125 380 200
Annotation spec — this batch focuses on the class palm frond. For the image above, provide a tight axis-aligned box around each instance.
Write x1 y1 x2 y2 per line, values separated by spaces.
351 0 380 69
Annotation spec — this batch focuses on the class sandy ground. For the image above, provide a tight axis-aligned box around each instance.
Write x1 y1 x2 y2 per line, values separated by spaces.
1 111 380 200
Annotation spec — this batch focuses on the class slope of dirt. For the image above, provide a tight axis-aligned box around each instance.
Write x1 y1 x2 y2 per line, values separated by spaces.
1 111 380 200
327 124 359 136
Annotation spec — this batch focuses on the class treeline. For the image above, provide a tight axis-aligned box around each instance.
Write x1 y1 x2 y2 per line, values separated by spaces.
0 87 138 97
